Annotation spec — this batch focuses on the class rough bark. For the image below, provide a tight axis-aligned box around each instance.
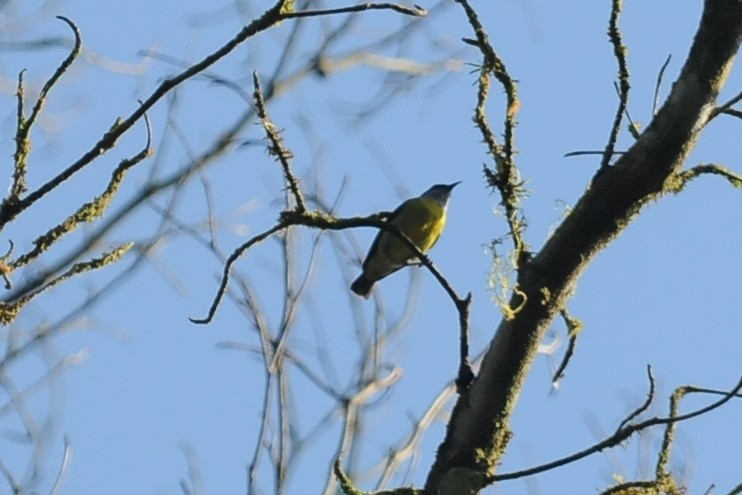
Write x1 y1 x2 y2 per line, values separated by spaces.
425 1 742 492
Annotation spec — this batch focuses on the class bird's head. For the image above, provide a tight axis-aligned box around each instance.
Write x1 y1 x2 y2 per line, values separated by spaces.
421 181 460 207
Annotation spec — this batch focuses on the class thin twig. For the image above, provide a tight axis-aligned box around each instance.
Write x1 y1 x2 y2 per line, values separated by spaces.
269 214 325 372
27 17 83 128
551 309 583 385
455 293 474 392
614 81 640 139
8 17 82 204
248 366 275 494
252 72 306 212
10 112 152 272
456 0 527 266
0 0 420 228
11 70 28 202
666 163 742 193
376 382 457 488
0 460 20 494
652 54 672 116
49 437 73 495
721 108 742 119
280 2 426 18
615 365 655 433
708 88 742 123
601 0 630 169
488 374 742 482
564 150 626 158
191 210 465 325
189 221 290 324
1 0 283 226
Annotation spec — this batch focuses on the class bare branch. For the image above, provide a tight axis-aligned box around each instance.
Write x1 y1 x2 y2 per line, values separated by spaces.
0 460 20 494
615 365 656 434
27 17 82 129
550 308 583 385
49 437 73 495
0 0 420 228
427 2 742 490
0 243 133 325
456 0 526 264
7 17 82 204
666 163 742 193
376 383 456 488
189 221 290 324
252 72 306 212
708 89 742 122
488 374 742 483
280 2 427 19
601 0 630 169
191 210 466 323
652 54 672 116
10 112 152 273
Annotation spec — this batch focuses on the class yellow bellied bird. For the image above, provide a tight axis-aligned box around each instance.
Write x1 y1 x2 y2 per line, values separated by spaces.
350 182 459 299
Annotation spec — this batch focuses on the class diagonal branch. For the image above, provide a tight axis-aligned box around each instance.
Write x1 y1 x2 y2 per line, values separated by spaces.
487 374 742 483
0 0 425 229
425 2 742 492
707 89 742 122
666 163 742 192
189 210 466 325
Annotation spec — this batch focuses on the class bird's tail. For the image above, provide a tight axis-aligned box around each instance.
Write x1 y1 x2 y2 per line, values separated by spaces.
350 275 374 299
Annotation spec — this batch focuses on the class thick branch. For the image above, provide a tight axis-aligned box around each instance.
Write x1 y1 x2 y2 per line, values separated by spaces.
426 1 742 492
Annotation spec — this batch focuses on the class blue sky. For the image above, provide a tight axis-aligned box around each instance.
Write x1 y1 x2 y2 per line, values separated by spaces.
1 0 741 494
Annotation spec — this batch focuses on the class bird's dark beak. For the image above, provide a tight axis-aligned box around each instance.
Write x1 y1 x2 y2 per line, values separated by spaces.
448 181 462 190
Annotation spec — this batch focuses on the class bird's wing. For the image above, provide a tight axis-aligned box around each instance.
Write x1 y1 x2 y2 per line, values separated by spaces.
361 199 411 272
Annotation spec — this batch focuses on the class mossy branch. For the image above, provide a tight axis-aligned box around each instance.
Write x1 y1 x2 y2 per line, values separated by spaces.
9 114 152 273
599 379 742 495
11 71 29 203
601 0 631 169
334 458 424 495
426 3 742 491
8 17 82 204
486 374 742 484
0 0 423 229
0 243 134 325
334 459 365 495
665 163 742 193
252 71 306 212
457 0 527 267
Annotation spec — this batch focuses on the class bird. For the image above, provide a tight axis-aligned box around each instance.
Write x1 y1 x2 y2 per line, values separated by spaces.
350 182 460 299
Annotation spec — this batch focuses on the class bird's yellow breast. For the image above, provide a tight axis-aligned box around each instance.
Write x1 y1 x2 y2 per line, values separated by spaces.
389 196 446 253
360 196 449 280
